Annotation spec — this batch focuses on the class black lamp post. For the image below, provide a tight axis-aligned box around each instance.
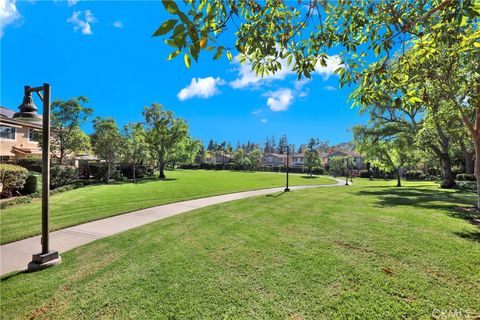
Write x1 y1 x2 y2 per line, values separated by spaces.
344 157 349 186
284 145 290 192
14 84 61 271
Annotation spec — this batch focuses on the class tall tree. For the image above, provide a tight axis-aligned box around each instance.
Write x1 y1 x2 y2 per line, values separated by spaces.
248 148 262 171
122 123 148 183
39 96 93 164
91 117 122 183
277 135 288 154
143 103 188 179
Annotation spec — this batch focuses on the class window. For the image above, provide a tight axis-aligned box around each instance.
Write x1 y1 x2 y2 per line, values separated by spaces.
0 125 16 140
29 129 37 142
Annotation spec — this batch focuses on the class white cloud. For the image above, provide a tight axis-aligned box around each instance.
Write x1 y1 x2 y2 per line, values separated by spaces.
177 77 225 101
0 0 21 38
230 54 343 89
67 10 96 35
112 21 123 28
265 88 294 112
314 55 343 80
230 57 293 89
323 85 337 91
260 118 268 124
67 0 78 6
251 109 262 115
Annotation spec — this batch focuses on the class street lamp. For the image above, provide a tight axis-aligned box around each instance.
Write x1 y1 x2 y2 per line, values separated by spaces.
344 157 349 186
14 84 61 271
284 145 290 192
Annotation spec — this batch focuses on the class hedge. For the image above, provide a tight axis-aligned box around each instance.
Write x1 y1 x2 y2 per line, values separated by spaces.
0 164 28 196
456 173 476 181
22 174 39 195
17 158 42 173
50 165 77 189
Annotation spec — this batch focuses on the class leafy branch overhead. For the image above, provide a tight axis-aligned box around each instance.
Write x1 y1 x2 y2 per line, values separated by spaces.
153 0 479 83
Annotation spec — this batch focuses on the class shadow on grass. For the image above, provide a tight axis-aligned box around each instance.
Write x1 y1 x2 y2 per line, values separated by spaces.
301 176 318 179
355 186 479 241
266 192 286 198
454 230 480 243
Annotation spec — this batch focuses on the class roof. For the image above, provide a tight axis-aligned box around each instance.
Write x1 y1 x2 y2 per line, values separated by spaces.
264 153 287 158
0 106 15 119
0 117 42 129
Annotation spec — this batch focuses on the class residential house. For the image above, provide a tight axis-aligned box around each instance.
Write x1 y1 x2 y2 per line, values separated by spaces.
291 153 305 167
262 153 287 166
205 153 232 165
327 150 365 170
0 107 42 162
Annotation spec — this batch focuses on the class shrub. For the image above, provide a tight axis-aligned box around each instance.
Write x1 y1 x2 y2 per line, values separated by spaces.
88 163 109 181
457 181 476 192
22 174 39 195
407 170 426 181
119 164 147 179
17 158 42 173
0 164 28 196
0 196 32 209
359 170 371 178
50 165 77 189
456 173 476 181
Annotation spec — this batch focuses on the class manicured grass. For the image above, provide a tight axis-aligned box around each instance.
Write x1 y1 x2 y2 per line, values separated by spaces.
0 170 335 244
1 179 478 319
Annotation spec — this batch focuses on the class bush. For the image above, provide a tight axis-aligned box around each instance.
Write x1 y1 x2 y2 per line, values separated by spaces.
359 170 371 178
0 196 32 209
88 163 109 181
456 173 476 181
457 181 476 192
17 158 42 173
407 170 427 181
22 174 39 195
119 163 147 179
50 165 77 189
0 164 28 196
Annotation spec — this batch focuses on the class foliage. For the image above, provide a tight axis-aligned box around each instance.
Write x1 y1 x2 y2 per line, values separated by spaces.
0 164 28 196
457 173 476 181
359 169 371 178
91 117 123 182
38 97 93 164
122 123 149 182
21 174 38 195
50 165 77 189
17 158 42 173
233 148 251 169
143 103 189 179
248 149 262 170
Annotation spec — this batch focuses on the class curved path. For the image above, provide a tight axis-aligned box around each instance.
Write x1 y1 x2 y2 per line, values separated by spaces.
1 178 345 276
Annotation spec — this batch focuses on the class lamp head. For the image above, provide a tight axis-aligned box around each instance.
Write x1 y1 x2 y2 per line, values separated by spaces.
13 86 42 123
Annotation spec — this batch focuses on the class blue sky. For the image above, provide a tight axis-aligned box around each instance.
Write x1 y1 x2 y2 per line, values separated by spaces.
1 0 367 147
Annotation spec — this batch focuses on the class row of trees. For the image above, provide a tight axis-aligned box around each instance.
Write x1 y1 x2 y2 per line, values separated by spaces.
44 98 202 181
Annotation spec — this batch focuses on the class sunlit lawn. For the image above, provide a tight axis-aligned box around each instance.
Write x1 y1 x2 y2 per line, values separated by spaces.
0 170 335 244
1 179 478 319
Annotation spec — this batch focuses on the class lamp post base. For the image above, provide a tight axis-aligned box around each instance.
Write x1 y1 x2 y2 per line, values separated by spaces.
284 187 290 192
28 251 61 272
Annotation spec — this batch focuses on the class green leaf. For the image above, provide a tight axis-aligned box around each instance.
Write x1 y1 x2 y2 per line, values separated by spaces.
152 19 178 37
184 53 191 68
167 50 181 60
213 46 224 60
226 50 233 61
162 0 179 14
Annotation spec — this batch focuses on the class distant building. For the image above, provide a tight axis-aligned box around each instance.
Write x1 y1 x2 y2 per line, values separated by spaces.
327 150 365 170
291 153 305 167
262 153 287 166
205 153 232 165
0 107 42 162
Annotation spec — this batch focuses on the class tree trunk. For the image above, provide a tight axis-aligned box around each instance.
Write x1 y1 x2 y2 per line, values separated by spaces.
440 155 456 188
475 140 480 209
133 162 136 183
466 151 474 174
159 163 166 179
396 169 402 187
106 162 110 184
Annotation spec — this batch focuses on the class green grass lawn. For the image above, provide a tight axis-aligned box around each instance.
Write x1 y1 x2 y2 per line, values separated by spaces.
1 179 478 319
0 170 335 244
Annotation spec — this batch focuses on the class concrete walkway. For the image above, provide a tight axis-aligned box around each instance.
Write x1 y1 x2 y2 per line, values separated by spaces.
1 179 344 276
